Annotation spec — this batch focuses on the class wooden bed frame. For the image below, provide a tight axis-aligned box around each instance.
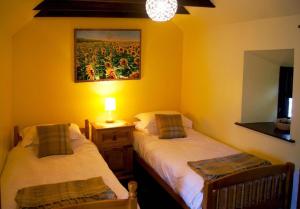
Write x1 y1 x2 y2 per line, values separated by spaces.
298 170 300 209
135 151 294 209
6 120 138 209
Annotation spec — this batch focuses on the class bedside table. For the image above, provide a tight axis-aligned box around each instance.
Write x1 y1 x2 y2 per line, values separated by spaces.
91 121 135 180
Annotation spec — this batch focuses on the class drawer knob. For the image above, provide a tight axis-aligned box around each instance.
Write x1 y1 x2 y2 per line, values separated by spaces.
112 135 117 141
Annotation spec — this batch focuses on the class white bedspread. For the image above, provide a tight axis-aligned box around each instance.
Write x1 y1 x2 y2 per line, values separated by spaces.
1 138 128 209
133 128 239 209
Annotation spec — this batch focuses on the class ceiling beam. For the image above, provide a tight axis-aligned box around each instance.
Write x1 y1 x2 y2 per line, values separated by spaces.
34 0 213 18
34 2 189 14
35 6 189 18
35 10 149 18
34 0 214 10
179 0 215 7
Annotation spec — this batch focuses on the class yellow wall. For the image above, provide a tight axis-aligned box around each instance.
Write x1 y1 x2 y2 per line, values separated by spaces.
180 14 300 166
12 18 183 127
0 32 12 172
0 0 39 172
179 15 300 207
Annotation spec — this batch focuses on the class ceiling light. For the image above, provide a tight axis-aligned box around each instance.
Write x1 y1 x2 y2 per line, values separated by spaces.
146 0 178 22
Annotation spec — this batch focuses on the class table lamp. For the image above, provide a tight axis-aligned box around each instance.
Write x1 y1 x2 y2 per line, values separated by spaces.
105 97 116 123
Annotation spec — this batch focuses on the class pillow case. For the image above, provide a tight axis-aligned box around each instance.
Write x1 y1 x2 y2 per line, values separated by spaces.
37 124 73 158
134 111 192 134
155 114 186 139
20 123 83 147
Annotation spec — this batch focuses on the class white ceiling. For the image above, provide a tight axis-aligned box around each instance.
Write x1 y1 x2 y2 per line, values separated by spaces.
184 0 300 24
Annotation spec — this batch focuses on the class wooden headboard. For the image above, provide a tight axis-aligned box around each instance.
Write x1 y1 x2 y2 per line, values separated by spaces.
13 119 90 147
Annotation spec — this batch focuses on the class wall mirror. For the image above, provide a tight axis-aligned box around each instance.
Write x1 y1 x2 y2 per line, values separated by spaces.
237 49 294 143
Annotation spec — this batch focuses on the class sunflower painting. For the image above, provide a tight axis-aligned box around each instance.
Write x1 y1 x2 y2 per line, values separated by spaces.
75 29 141 82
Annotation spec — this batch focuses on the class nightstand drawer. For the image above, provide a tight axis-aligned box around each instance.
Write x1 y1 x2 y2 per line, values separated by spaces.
101 128 132 146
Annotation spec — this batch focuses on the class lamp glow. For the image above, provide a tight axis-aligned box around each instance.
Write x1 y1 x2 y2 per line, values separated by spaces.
105 98 116 123
146 0 178 22
105 98 116 111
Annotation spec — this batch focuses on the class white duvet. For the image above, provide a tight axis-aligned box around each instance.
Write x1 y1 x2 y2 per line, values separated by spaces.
1 138 128 209
133 128 239 209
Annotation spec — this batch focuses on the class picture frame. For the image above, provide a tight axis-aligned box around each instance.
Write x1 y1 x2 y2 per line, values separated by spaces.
74 29 141 82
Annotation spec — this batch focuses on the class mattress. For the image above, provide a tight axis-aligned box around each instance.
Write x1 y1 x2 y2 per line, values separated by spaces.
1 138 128 209
133 128 239 209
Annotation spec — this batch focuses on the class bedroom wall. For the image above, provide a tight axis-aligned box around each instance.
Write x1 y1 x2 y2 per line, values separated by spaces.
12 18 183 127
0 29 12 173
242 53 280 123
0 0 34 172
180 13 300 166
0 0 42 172
179 14 300 208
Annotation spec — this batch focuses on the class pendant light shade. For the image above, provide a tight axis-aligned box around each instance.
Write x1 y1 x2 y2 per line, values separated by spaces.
146 0 178 22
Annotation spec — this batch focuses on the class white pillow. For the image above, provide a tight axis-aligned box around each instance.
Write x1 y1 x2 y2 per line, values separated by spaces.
134 111 193 134
133 121 150 133
20 123 83 147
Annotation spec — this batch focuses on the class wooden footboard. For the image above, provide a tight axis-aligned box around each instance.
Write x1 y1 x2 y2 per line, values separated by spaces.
203 163 294 209
134 151 294 209
60 181 138 209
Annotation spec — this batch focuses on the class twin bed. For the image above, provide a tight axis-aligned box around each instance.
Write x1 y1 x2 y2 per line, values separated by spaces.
133 111 294 209
1 114 295 209
1 120 137 209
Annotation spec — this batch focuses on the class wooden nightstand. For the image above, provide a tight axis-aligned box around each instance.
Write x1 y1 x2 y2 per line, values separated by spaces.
91 121 135 180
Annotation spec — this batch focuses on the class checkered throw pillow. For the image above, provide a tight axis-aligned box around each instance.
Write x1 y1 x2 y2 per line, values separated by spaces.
155 114 187 139
37 124 73 158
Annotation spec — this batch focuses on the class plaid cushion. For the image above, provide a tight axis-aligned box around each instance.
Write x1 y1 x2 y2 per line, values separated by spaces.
37 124 73 158
155 114 187 139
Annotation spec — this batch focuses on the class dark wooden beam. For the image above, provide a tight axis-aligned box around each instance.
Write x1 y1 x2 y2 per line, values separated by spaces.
179 0 215 7
34 0 214 10
35 6 189 18
35 3 189 14
178 6 190 14
34 0 143 10
33 0 212 18
36 3 147 13
35 10 148 18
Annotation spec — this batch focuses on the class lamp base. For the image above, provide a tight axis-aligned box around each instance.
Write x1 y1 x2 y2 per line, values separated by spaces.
105 119 115 123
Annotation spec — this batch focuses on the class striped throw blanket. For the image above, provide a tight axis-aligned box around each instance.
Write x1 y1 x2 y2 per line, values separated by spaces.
15 177 117 209
188 153 271 182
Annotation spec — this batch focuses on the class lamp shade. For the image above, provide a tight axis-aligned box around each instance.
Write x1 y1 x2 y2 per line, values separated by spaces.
105 98 116 111
146 0 178 22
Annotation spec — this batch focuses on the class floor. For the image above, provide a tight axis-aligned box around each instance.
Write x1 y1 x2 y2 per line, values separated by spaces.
120 159 182 209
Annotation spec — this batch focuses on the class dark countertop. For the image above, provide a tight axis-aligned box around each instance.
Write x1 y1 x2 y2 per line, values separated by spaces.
235 122 295 143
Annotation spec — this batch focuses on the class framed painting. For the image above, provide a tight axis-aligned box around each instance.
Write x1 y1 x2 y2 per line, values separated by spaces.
74 29 141 82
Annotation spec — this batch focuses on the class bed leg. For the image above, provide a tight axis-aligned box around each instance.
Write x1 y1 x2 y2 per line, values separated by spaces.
284 162 294 209
128 181 138 209
202 182 212 209
84 119 89 139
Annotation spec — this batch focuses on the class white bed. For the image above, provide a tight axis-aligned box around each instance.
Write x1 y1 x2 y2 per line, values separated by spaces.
133 128 239 209
1 136 129 209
